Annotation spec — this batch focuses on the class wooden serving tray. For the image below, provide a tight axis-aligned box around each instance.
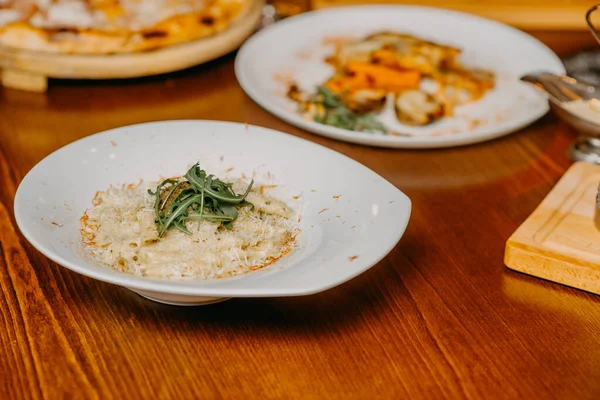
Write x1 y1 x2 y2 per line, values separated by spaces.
505 161 600 295
0 0 264 92
312 0 593 31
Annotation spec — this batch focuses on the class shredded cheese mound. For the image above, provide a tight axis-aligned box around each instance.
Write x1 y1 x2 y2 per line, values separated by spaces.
80 180 298 280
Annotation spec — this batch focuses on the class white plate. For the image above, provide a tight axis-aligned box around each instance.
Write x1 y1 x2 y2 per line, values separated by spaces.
235 5 565 148
14 121 411 306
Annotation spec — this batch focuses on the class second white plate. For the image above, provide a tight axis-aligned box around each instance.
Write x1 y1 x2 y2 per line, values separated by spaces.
235 5 565 148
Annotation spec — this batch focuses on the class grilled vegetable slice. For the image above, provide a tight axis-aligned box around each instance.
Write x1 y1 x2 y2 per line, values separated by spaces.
394 90 444 126
342 89 387 114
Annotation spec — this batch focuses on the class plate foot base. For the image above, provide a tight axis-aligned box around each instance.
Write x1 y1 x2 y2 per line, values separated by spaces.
128 288 230 306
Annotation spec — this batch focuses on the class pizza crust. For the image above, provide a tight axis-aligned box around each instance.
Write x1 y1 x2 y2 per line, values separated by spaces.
0 0 248 54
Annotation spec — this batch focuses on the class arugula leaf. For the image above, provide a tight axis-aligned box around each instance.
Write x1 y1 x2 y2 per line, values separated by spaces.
307 86 387 133
149 163 253 237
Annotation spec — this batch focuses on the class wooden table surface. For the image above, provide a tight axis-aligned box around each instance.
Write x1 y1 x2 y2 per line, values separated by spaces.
2 29 600 399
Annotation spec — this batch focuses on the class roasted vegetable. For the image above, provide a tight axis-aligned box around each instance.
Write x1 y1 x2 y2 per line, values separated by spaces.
325 74 370 93
437 68 495 101
287 30 494 131
345 62 421 92
365 32 461 75
298 101 327 121
326 39 385 69
394 90 444 126
342 89 387 114
287 84 310 102
292 86 387 133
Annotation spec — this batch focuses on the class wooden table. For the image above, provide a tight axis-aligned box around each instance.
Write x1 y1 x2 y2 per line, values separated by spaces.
2 30 600 399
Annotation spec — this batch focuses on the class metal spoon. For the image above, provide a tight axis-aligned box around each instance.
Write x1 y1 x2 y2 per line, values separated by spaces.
520 72 600 163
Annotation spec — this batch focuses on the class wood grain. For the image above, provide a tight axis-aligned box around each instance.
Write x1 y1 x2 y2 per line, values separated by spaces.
2 30 600 399
311 0 597 30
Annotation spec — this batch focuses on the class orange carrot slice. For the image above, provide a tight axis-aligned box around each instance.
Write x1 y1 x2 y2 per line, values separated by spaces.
346 62 421 92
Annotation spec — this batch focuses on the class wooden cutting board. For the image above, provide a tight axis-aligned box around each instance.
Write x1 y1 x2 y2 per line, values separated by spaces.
311 0 595 30
505 161 600 295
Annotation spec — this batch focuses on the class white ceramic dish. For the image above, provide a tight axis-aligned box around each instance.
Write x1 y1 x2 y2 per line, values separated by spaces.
235 5 565 149
14 121 411 306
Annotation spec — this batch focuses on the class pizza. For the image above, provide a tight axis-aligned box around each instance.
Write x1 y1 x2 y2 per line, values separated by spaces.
0 0 250 54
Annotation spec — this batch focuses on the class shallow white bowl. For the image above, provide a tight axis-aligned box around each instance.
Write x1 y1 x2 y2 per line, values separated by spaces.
235 5 565 148
14 121 411 306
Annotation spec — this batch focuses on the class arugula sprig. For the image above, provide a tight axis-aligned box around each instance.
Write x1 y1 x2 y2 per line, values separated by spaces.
148 163 254 237
311 87 387 133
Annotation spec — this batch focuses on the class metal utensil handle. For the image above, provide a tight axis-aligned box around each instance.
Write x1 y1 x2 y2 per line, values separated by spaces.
586 5 600 46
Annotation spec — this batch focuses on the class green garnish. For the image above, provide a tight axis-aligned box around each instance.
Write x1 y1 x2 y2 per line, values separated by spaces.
318 86 345 108
309 87 387 133
148 163 254 237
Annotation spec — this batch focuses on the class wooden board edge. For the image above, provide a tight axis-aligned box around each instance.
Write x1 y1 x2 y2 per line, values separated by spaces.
1 68 47 92
504 240 600 295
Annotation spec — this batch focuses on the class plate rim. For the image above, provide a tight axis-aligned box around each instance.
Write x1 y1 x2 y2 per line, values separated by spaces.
234 4 566 149
14 119 411 297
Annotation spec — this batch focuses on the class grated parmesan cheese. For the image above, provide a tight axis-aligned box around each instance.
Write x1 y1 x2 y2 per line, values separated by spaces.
81 180 299 280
